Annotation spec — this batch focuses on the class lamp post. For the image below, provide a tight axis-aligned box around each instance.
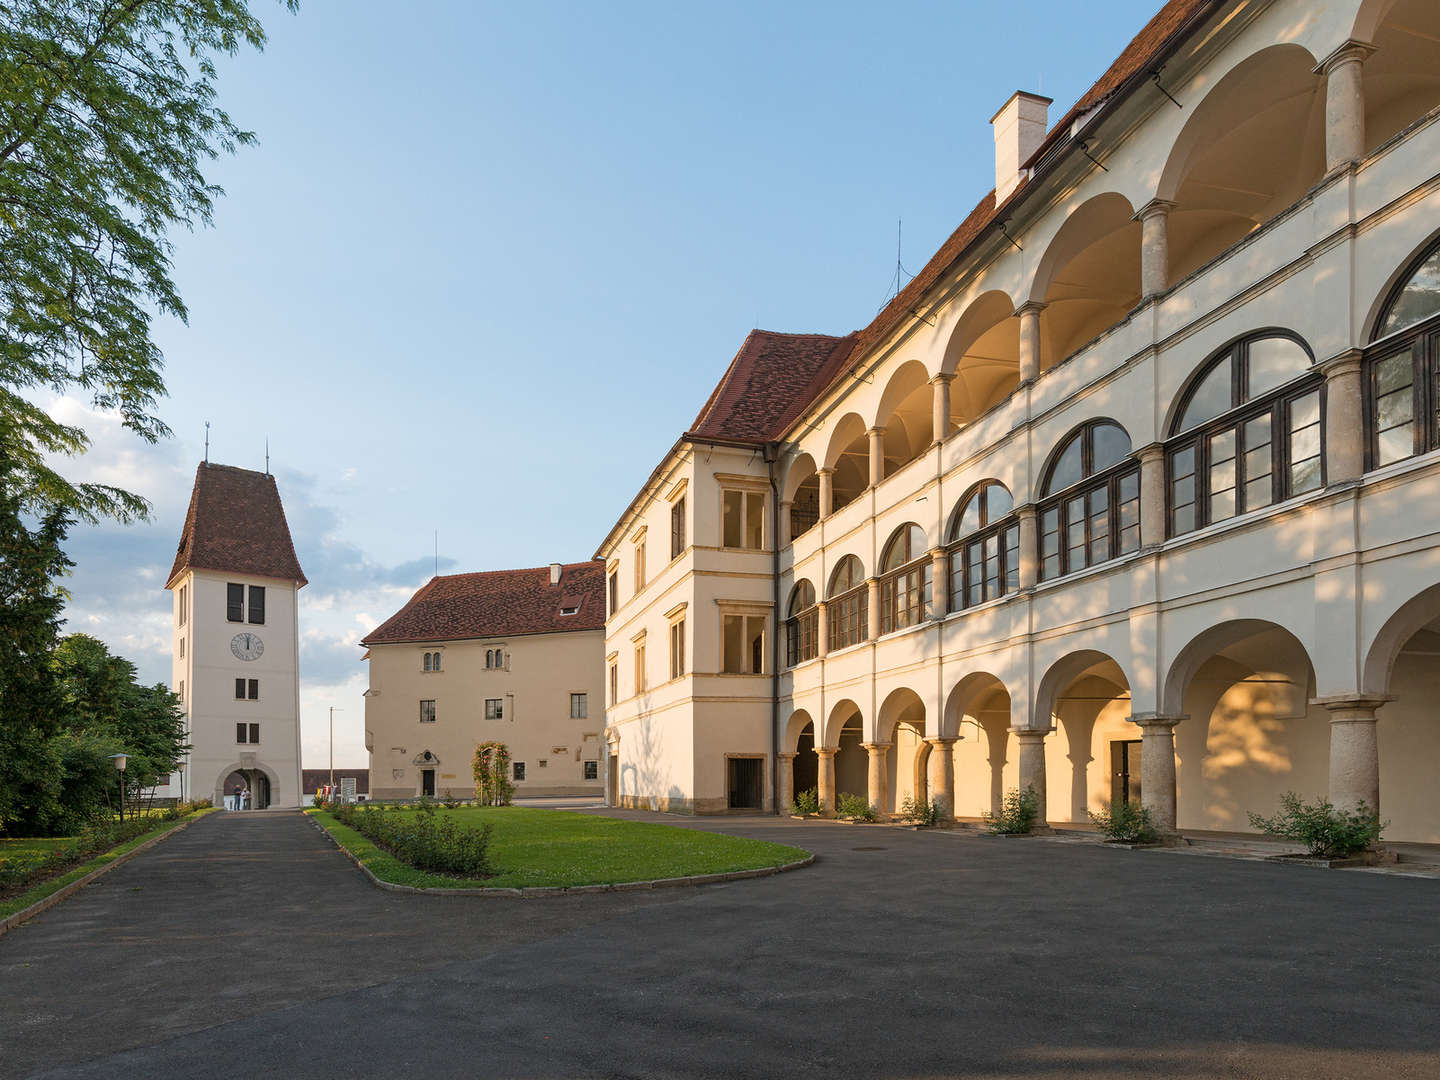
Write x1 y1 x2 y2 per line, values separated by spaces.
329 706 343 789
109 753 128 821
178 760 186 803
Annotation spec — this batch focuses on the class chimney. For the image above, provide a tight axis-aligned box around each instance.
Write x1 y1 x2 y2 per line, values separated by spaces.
549 562 562 585
991 91 1052 204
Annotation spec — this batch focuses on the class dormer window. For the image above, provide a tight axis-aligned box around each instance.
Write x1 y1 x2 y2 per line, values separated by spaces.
560 605 579 616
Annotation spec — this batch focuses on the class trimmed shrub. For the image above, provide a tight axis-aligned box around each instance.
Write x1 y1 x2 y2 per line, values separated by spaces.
0 809 204 896
333 803 494 877
982 787 1039 835
1247 792 1385 858
837 793 877 821
1088 800 1157 843
789 787 820 815
899 793 941 826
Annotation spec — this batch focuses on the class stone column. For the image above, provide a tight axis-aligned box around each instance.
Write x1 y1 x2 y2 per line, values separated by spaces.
1134 199 1175 299
1316 695 1388 815
867 427 887 487
1016 504 1038 589
930 547 949 618
777 752 796 812
816 600 829 658
1012 727 1049 828
1016 301 1045 384
815 747 837 816
1131 714 1183 836
862 742 890 813
925 737 958 819
778 500 792 547
1318 40 1375 173
818 468 834 519
866 577 881 640
930 373 955 445
1137 443 1166 549
1319 349 1364 485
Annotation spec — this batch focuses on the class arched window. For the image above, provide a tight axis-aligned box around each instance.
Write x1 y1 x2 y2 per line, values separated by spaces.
423 652 432 672
431 652 441 671
1167 332 1320 536
827 555 867 651
1367 240 1440 467
1039 421 1139 580
878 524 931 634
785 580 818 666
947 481 1018 609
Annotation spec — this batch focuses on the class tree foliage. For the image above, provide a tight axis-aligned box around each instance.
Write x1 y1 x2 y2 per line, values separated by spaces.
0 0 296 521
471 741 514 807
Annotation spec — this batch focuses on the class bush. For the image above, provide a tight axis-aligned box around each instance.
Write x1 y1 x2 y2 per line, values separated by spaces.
1247 792 1385 858
441 788 462 810
332 803 494 878
788 787 820 815
0 807 206 897
899 793 941 826
982 787 1040 835
1088 800 1157 843
836 793 877 821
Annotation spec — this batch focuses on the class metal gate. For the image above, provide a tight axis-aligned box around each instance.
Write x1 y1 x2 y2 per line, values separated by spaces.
727 757 764 810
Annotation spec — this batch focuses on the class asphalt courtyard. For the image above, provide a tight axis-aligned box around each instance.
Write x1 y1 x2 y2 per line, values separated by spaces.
2 810 1437 1079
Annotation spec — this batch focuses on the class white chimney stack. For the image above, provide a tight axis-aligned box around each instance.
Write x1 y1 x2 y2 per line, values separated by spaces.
549 562 562 585
991 91 1052 204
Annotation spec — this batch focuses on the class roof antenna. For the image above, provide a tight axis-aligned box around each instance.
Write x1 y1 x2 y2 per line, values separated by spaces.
265 437 270 475
877 218 915 315
204 421 210 464
434 530 439 578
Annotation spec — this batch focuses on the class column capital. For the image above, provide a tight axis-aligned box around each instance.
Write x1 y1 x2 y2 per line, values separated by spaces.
866 426 887 438
924 736 959 749
814 746 838 758
1133 197 1177 223
1135 441 1166 464
1129 712 1186 730
1015 501 1038 521
1014 299 1047 318
929 371 956 386
1009 726 1051 740
777 751 797 761
928 546 948 559
1314 39 1376 77
860 741 893 752
1312 694 1393 716
1314 347 1364 378
817 465 834 476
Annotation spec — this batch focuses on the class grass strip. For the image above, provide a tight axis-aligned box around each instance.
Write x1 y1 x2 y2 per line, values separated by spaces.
0 810 217 920
309 806 809 890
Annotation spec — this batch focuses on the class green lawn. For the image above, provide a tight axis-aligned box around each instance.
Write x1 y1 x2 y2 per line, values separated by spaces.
0 811 216 921
310 806 810 890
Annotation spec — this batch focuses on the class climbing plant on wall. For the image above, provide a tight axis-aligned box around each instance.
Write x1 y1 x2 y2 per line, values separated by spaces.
471 742 514 807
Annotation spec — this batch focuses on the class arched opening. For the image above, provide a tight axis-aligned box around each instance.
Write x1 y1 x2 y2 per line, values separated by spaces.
1163 620 1323 833
1038 420 1140 580
1358 0 1440 153
946 480 1018 610
783 453 820 541
1158 44 1325 281
824 413 868 513
878 687 927 815
826 555 868 651
221 767 272 810
878 523 931 634
874 360 934 478
943 672 1013 818
1364 235 1440 468
1036 651 1132 824
785 710 819 806
1031 192 1141 366
942 291 1021 424
785 580 818 666
825 699 867 808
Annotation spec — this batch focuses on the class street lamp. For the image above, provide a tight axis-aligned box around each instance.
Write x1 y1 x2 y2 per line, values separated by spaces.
177 760 186 803
329 706 343 790
109 753 128 820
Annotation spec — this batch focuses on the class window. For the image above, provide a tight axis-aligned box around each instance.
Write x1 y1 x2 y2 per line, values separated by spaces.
234 678 258 700
1366 241 1440 467
179 637 185 659
485 648 504 670
570 692 588 719
227 583 244 622
485 698 503 720
826 555 867 651
420 699 436 723
785 580 818 665
248 585 265 625
423 652 432 672
609 660 619 705
584 760 599 781
722 489 766 549
178 584 187 626
178 679 185 703
722 614 766 674
609 570 619 616
1167 333 1320 536
634 541 646 593
878 524 931 634
236 722 260 744
634 642 646 693
669 619 686 679
948 481 1019 609
1039 421 1140 580
513 761 526 782
671 497 686 559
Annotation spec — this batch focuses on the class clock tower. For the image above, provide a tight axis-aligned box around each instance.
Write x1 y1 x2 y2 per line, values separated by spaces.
164 462 307 809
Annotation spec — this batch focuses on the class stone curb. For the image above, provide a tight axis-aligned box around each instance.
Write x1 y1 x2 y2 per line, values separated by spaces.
309 815 815 897
0 814 208 938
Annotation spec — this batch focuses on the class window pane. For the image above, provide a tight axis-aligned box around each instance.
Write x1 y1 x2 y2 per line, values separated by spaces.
1289 421 1320 463
1066 496 1087 569
966 544 983 607
1179 356 1233 431
1290 389 1320 430
1091 423 1132 473
1208 428 1237 523
1380 247 1440 337
746 616 765 674
1041 508 1060 580
1047 435 1084 495
745 492 765 549
1377 422 1414 467
1246 337 1309 399
1373 350 1415 397
723 615 743 673
1117 472 1140 554
983 534 1000 600
985 484 1014 521
248 585 265 625
1243 414 1273 511
1173 504 1195 534
1291 456 1322 493
1004 526 1020 591
1087 487 1109 564
955 493 982 538
723 491 742 547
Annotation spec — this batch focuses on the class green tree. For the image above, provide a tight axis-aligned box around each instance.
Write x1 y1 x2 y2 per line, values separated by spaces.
0 454 72 834
0 0 297 522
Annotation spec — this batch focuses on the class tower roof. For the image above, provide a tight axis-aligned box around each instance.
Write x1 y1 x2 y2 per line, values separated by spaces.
167 463 308 588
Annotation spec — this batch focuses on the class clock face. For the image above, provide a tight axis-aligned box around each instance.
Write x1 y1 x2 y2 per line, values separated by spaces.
231 632 265 662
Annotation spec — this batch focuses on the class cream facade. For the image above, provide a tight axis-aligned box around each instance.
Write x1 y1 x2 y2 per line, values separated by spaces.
599 0 1440 843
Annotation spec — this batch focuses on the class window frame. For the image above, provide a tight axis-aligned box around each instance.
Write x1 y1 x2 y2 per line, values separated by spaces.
946 481 1020 610
1037 421 1140 582
669 617 686 679
484 697 503 721
670 496 686 559
1364 243 1440 470
877 524 931 635
226 582 244 622
570 692 588 719
247 585 265 625
826 556 868 651
721 487 767 551
419 699 436 724
785 580 818 666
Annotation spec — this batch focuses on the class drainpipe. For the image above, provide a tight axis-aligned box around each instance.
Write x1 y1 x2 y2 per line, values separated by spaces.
764 441 781 815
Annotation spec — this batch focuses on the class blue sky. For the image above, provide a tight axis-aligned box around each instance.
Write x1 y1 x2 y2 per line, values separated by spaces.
58 0 1163 765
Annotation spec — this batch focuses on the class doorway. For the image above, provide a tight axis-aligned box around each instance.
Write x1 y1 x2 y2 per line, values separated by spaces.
727 757 764 810
1111 740 1141 807
420 768 436 798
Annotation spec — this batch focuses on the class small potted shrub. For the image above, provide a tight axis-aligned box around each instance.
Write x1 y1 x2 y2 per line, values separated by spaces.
1088 800 1158 844
899 793 941 827
1248 792 1388 865
982 786 1039 835
836 793 878 822
788 787 821 817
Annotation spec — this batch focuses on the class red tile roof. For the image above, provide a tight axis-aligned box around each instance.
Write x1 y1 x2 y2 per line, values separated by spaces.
167 463 307 588
685 0 1216 447
361 561 606 645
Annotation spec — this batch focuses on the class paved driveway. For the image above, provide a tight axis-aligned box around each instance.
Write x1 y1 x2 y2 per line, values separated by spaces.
2 809 1437 1079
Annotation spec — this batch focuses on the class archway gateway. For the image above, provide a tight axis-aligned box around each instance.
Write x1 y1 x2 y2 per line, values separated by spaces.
222 769 271 810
